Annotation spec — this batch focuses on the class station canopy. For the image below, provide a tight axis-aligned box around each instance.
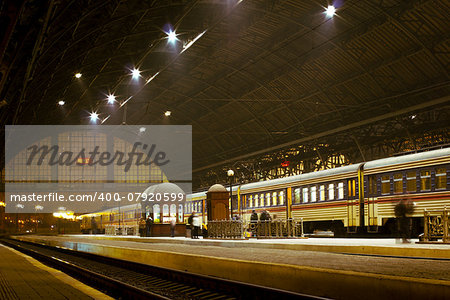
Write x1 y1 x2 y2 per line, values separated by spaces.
0 0 449 189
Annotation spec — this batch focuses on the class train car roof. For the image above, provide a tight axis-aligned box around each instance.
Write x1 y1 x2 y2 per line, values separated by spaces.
187 191 207 200
364 148 450 170
240 163 362 191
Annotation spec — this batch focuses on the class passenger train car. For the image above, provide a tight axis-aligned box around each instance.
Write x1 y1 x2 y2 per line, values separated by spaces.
82 148 449 236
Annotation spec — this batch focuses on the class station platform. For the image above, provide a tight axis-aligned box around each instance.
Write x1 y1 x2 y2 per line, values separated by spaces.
11 234 450 299
0 243 110 299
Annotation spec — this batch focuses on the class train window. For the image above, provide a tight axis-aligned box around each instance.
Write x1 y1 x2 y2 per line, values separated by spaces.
279 191 285 205
255 195 259 207
338 182 344 199
260 194 265 207
294 188 301 204
302 188 309 203
199 202 203 213
435 168 447 190
272 192 277 206
368 176 377 195
264 193 269 206
194 202 198 212
381 175 390 195
328 184 334 200
310 186 317 202
319 185 325 201
394 173 403 194
406 171 417 192
249 195 253 207
420 170 431 191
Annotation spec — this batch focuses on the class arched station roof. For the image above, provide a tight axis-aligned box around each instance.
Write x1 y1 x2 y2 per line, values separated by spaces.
1 0 449 189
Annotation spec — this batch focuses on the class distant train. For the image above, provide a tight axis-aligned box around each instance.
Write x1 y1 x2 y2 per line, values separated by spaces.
186 148 450 236
80 183 185 234
82 148 449 236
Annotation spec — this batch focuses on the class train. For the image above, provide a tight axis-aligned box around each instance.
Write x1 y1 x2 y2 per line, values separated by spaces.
80 182 185 234
186 147 449 236
82 147 450 236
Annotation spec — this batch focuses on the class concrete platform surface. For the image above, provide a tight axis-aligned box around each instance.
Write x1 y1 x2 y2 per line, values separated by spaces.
0 243 111 299
60 234 450 259
11 235 450 299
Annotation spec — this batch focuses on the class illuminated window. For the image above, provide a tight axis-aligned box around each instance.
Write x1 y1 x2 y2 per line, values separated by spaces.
348 179 356 197
260 194 265 207
310 186 317 202
294 188 301 204
272 192 277 206
170 204 177 217
420 170 431 191
436 168 447 190
328 184 334 200
254 195 259 207
319 185 325 201
279 191 285 205
178 204 183 222
153 204 160 223
393 173 403 194
381 176 390 195
248 195 253 207
406 171 416 192
266 193 271 206
338 182 344 199
302 188 309 203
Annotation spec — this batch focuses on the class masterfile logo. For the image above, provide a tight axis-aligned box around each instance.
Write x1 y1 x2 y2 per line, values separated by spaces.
26 142 170 172
5 125 192 213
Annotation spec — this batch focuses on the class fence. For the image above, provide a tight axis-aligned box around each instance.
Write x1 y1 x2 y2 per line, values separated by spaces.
423 208 449 243
207 220 244 239
105 225 138 236
207 218 304 239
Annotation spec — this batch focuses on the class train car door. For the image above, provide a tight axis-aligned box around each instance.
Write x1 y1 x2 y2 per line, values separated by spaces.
346 179 358 233
365 174 378 232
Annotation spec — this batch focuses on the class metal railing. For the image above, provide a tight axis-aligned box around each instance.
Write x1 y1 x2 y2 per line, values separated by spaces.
423 208 449 243
252 219 303 238
207 220 244 239
207 218 304 239
105 225 138 236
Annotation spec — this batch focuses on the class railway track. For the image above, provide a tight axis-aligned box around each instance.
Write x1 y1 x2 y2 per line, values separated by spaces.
1 239 324 299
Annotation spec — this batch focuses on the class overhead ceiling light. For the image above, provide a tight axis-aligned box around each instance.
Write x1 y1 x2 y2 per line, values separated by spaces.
139 127 146 133
58 100 65 106
167 30 177 44
325 5 336 17
75 73 82 78
131 68 141 79
164 111 171 117
107 94 116 104
90 112 99 122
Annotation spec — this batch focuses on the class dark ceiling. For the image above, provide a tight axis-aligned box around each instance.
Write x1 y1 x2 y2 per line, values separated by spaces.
1 0 449 189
